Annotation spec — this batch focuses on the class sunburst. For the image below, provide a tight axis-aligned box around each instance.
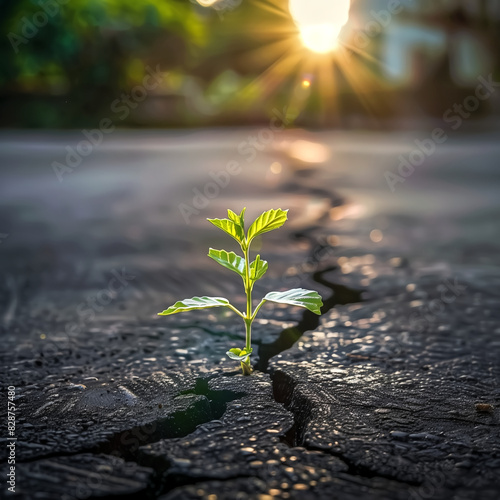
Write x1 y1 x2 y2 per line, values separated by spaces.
290 0 350 54
208 0 390 123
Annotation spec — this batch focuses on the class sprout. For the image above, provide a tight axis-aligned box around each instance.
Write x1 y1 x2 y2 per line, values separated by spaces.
158 208 323 375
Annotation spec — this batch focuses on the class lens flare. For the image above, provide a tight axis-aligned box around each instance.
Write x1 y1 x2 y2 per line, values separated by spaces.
289 0 351 53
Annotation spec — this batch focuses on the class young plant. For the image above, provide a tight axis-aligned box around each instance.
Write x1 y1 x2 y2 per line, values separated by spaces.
158 208 323 375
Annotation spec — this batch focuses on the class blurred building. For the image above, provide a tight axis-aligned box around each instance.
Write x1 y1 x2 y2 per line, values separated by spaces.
346 0 500 90
336 0 500 120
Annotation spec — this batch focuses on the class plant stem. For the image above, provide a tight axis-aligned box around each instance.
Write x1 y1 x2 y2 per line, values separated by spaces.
244 319 252 354
241 357 252 376
243 243 253 375
227 303 245 319
251 299 266 321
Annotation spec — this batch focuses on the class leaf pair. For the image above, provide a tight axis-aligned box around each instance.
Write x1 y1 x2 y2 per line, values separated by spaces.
157 288 322 316
226 347 252 362
208 208 288 248
208 249 268 284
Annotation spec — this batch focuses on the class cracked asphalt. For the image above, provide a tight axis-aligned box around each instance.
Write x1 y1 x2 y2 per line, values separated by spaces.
0 128 499 499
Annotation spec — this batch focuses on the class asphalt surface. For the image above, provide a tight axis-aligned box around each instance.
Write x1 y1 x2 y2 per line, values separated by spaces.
0 128 499 499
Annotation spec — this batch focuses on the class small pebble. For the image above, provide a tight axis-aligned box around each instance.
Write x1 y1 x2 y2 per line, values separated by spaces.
475 403 494 413
390 431 408 441
240 447 256 455
171 458 191 467
409 433 439 441
293 484 309 491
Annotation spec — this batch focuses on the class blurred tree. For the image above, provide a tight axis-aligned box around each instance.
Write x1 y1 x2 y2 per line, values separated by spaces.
0 0 205 126
1 0 498 127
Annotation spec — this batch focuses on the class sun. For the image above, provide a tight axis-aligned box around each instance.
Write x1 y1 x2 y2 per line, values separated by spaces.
221 0 386 126
299 23 344 53
289 0 351 53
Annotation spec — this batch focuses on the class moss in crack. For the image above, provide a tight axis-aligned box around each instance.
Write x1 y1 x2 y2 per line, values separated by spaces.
180 376 246 422
95 378 245 461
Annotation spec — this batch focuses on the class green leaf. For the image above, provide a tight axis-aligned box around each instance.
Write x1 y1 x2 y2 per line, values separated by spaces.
226 347 253 361
238 207 246 227
247 208 288 243
227 207 246 231
208 248 245 277
250 254 268 281
158 296 231 315
207 217 245 246
263 288 323 315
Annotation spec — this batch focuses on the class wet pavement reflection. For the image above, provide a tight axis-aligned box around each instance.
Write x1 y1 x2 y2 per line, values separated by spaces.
1 128 499 499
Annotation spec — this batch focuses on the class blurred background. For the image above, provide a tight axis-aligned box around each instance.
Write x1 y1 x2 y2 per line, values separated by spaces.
1 0 500 325
1 0 499 128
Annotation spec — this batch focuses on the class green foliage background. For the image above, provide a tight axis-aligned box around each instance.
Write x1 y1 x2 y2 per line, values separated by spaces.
0 0 207 126
1 0 498 128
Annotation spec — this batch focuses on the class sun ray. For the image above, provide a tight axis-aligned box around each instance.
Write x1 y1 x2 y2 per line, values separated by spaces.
235 47 304 108
212 0 394 124
316 55 340 121
239 37 299 68
334 48 388 117
253 0 291 18
338 40 393 76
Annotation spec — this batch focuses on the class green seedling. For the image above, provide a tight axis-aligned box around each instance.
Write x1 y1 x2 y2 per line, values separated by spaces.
158 208 323 375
